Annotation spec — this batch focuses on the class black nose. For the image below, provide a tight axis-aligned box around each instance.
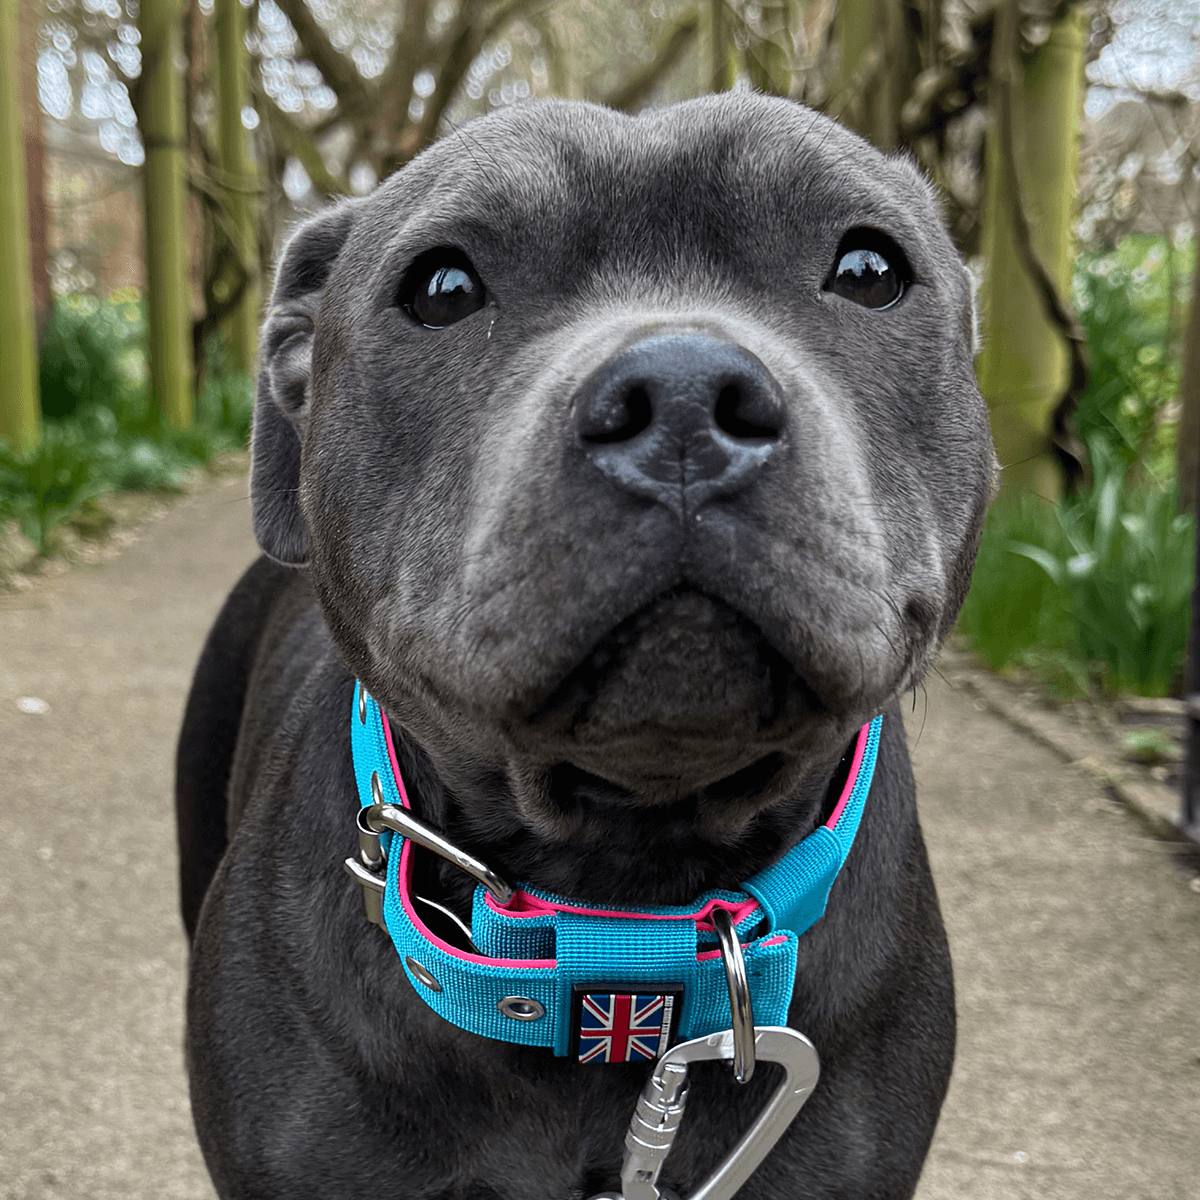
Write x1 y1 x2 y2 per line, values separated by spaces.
573 335 785 517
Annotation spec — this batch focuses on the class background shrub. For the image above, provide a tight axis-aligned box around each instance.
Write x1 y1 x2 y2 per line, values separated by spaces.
0 295 252 557
959 233 1195 698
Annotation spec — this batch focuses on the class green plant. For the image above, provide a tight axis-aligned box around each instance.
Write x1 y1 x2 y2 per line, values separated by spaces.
197 369 254 446
0 424 107 554
37 294 148 421
957 492 1076 672
1072 234 1193 474
960 439 1194 698
0 297 256 567
959 235 1195 697
1121 729 1180 765
1023 444 1192 695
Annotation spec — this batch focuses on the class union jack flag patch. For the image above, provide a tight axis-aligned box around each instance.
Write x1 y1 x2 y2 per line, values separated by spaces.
571 986 681 1064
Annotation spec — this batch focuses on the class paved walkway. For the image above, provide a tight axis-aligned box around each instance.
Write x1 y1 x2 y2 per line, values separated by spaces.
1 475 1197 1199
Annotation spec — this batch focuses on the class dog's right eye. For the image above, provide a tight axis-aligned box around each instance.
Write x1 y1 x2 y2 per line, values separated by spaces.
399 250 487 329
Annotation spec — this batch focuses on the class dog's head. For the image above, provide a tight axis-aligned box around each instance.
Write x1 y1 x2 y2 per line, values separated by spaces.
252 94 996 897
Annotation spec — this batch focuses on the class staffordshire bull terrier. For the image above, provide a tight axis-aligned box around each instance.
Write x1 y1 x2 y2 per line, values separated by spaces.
176 92 997 1200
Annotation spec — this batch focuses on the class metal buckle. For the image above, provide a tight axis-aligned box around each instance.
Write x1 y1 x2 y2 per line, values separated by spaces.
363 799 513 905
343 807 388 926
344 788 514 938
591 1026 821 1200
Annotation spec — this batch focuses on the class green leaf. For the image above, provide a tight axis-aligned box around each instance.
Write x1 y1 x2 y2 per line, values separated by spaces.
1007 541 1067 586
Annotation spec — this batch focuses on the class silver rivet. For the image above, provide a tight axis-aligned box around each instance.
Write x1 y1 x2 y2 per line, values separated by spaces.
405 956 442 992
358 685 368 724
498 996 545 1022
370 771 384 806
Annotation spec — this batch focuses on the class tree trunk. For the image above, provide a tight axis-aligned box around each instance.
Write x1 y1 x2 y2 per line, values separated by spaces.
216 0 259 375
705 0 735 93
0 0 40 452
975 1 1086 498
1177 230 1200 513
139 0 193 428
19 0 49 334
835 0 910 151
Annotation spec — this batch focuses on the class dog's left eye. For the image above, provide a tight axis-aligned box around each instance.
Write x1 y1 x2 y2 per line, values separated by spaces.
826 231 910 310
400 250 487 329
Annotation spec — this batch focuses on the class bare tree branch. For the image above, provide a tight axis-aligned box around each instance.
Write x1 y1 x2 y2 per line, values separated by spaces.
374 0 431 153
826 41 885 128
478 0 544 54
273 0 371 116
261 98 349 195
414 0 539 159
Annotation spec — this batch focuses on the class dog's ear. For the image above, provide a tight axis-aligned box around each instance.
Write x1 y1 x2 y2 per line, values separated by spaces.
251 201 360 565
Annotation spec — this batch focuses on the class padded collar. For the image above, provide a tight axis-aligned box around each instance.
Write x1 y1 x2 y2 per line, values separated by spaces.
350 682 882 1061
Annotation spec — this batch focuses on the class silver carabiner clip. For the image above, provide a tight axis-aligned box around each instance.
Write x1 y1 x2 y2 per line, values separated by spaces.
591 1026 820 1200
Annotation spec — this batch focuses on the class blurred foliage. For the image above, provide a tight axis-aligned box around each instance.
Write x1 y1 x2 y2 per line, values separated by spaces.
0 423 106 557
0 294 252 556
38 292 147 420
958 489 1075 678
960 234 1197 698
961 435 1194 698
1073 233 1194 477
1121 727 1180 765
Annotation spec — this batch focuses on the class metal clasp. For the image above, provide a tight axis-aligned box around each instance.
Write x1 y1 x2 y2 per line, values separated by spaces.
592 1026 820 1200
363 798 513 905
343 775 515 932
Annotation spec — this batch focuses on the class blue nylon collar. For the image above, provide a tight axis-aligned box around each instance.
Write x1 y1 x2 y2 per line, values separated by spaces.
350 681 882 1059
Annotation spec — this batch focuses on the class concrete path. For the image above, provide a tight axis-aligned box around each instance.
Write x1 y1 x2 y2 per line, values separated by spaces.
1 475 1197 1199
909 682 1199 1198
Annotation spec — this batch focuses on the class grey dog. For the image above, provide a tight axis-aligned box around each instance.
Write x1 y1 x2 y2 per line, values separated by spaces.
177 92 997 1199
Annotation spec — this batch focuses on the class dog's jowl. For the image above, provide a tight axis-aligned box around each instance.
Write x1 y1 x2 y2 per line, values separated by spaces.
177 93 997 1200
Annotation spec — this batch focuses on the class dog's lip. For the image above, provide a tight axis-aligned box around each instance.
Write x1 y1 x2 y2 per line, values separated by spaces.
519 583 824 739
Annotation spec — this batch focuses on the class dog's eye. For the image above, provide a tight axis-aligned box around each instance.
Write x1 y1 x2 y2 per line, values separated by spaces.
400 250 487 329
826 231 909 310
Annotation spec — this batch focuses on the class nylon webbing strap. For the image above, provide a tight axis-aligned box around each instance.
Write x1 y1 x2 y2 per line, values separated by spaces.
742 716 882 935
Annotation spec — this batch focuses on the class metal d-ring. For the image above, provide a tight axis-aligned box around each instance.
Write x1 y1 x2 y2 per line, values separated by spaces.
711 907 755 1084
364 796 514 906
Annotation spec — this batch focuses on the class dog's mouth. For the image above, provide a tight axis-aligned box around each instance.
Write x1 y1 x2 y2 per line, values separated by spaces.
522 587 821 799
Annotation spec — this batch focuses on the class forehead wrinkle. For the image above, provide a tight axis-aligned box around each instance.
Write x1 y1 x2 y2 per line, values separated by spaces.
374 115 578 241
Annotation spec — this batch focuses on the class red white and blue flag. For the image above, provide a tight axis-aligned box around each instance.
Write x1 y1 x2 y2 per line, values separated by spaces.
575 991 676 1063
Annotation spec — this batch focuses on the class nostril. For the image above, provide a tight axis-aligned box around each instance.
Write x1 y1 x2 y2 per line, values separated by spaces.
713 383 782 440
578 384 654 445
